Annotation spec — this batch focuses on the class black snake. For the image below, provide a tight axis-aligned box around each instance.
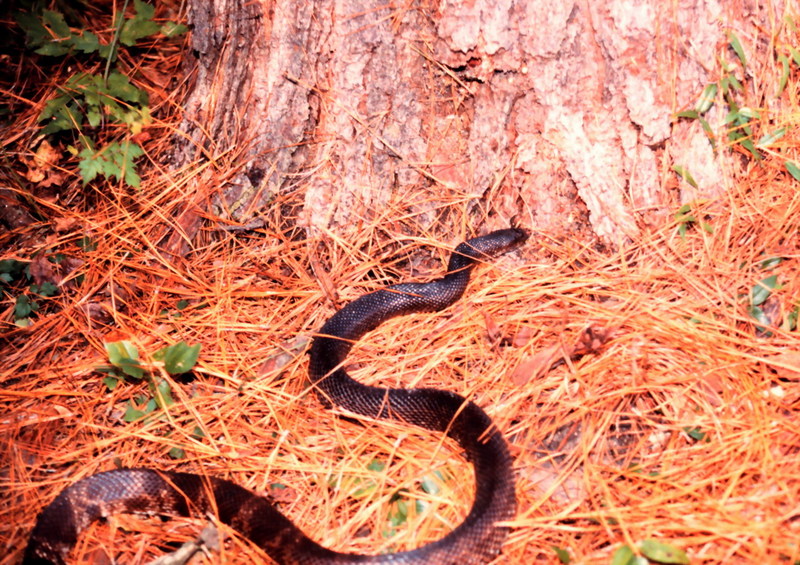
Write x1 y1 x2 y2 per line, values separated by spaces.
23 227 527 564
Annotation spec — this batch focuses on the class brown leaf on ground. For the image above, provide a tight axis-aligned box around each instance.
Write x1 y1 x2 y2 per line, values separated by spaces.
512 325 534 347
510 344 564 385
53 216 81 232
0 188 36 229
510 325 617 385
481 310 503 345
571 325 617 356
28 254 58 286
22 140 60 183
268 484 298 505
763 351 800 380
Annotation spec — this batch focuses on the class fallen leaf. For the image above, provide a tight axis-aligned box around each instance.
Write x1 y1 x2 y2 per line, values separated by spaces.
22 140 61 184
269 483 298 504
481 310 502 344
29 254 58 285
512 325 534 347
763 351 800 380
104 329 131 343
510 344 564 385
509 325 618 386
54 217 80 232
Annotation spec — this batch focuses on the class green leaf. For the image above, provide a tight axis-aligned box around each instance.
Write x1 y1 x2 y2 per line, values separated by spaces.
123 403 147 422
720 72 743 93
697 116 715 146
168 446 186 459
672 166 698 188
145 397 158 412
611 545 645 565
757 127 785 148
35 41 72 57
778 54 790 96
791 46 800 66
105 340 145 379
640 539 689 564
727 31 747 68
15 11 50 48
738 137 761 161
107 71 148 104
119 0 160 46
133 0 156 21
785 161 800 181
748 305 770 332
86 107 103 127
676 109 699 120
39 96 81 129
751 275 779 306
683 426 708 442
33 281 59 297
737 106 759 120
78 141 144 187
759 256 783 270
15 295 36 318
153 341 201 375
78 146 107 184
723 109 742 125
102 375 121 391
72 31 100 54
98 42 116 61
785 305 799 331
41 10 71 38
420 471 443 495
151 378 175 408
366 459 385 473
121 105 152 135
695 83 717 113
552 545 571 564
161 22 188 38
28 8 73 55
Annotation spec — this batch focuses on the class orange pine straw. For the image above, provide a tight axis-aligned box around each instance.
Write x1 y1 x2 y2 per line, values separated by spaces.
3 10 800 565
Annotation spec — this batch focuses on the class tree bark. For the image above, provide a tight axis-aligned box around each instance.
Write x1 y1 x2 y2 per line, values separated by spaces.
172 0 789 246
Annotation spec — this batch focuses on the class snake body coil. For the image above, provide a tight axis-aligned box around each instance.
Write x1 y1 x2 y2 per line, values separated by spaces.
23 228 526 565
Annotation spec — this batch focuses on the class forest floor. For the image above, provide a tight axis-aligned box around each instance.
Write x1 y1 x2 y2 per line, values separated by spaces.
2 4 800 565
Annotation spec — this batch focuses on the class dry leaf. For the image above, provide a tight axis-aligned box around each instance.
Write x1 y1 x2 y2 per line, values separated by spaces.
572 325 616 356
510 325 618 385
512 325 533 347
22 140 61 184
763 351 800 380
29 254 57 285
54 216 80 232
481 310 502 344
510 344 563 385
268 483 298 504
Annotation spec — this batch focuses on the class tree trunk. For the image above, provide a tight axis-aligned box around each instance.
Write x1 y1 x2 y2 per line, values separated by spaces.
170 0 788 248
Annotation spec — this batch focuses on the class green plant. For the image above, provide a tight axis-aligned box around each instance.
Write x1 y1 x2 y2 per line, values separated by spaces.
326 459 455 542
1 258 60 327
738 255 799 336
16 1 186 187
612 539 689 565
673 203 714 239
102 339 200 426
675 25 800 184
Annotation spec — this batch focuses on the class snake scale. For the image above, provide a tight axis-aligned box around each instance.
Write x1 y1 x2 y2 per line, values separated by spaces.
23 227 527 565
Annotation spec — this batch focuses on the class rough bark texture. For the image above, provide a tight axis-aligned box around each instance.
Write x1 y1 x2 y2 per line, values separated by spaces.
175 0 788 244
